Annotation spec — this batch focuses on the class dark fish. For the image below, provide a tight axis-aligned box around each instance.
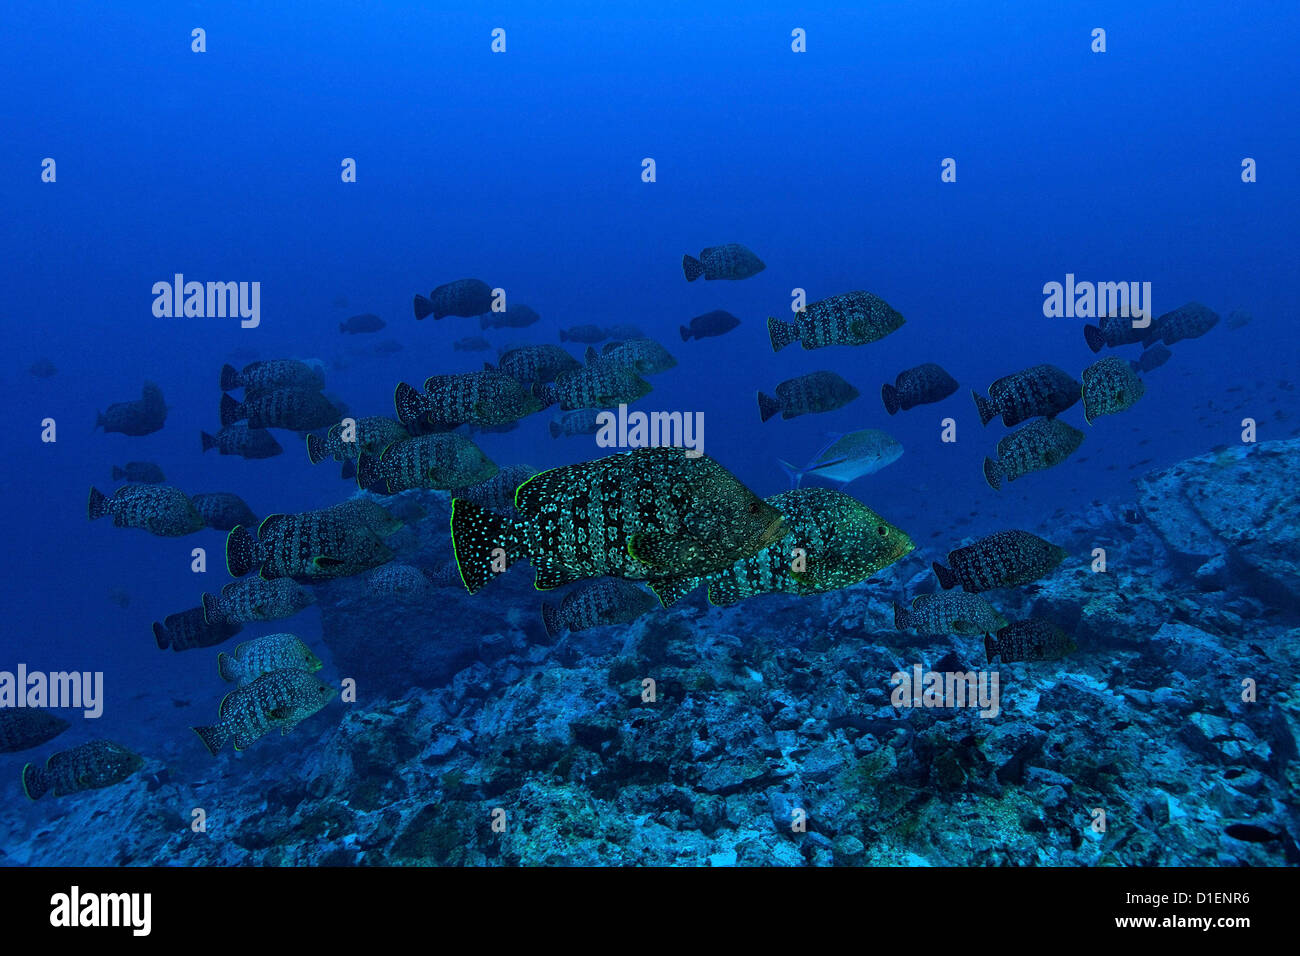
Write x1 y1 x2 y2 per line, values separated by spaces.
217 634 322 686
680 309 740 341
339 313 386 334
153 605 243 651
983 419 1084 489
534 360 652 411
367 564 433 600
400 370 543 429
605 324 646 340
225 500 398 581
1130 344 1172 374
682 243 765 281
1082 356 1146 424
1226 310 1253 331
597 339 677 376
95 381 166 436
220 388 340 431
559 324 608 344
881 363 958 415
421 560 465 589
494 345 582 385
1224 823 1281 843
0 711 70 754
201 576 315 624
415 278 494 320
27 357 56 378
220 360 324 394
767 291 904 352
305 416 409 466
1144 301 1219 346
449 447 787 595
661 488 913 607
190 492 258 531
22 740 144 800
192 669 335 754
542 579 660 636
200 422 284 459
449 463 537 514
894 592 1007 636
1083 313 1148 353
372 339 405 355
479 304 541 329
454 336 491 352
111 461 165 484
971 364 1080 427
549 408 605 438
933 530 1067 593
758 370 859 422
88 484 204 537
356 433 498 493
107 586 131 608
984 618 1077 663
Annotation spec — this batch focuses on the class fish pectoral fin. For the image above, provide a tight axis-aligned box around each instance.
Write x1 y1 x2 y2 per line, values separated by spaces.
646 575 700 608
627 532 687 570
269 706 290 720
312 555 346 568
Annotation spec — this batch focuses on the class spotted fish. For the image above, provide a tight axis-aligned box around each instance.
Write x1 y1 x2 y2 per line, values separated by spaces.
356 433 497 494
682 243 765 281
881 363 959 415
984 618 1077 663
494 345 581 385
153 605 243 651
1083 313 1148 353
192 669 335 754
449 447 787 597
758 371 859 422
414 278 494 320
201 576 315 624
767 291 904 352
217 633 323 687
95 381 166 436
306 416 409 467
219 388 340 431
21 740 144 800
450 463 537 514
983 419 1084 489
1143 302 1219 347
225 501 397 581
534 360 652 411
893 592 1008 636
541 579 660 636
971 364 1080 427
88 484 204 537
1082 356 1146 424
933 530 1067 593
201 422 283 459
657 487 914 608
0 711 70 754
549 408 605 438
220 360 325 394
191 492 258 531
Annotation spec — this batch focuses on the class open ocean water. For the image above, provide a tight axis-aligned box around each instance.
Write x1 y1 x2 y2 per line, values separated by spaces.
0 0 1297 888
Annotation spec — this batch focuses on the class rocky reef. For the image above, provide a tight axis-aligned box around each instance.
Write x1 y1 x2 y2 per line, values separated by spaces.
4 442 1298 866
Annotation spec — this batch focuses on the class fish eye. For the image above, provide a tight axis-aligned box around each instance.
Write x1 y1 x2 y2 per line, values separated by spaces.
876 526 889 536
748 502 761 514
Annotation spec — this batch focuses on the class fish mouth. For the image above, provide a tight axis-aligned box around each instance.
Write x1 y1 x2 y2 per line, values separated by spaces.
754 515 789 551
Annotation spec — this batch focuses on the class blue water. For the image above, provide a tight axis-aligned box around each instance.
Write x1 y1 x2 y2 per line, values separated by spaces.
1 1 1297 864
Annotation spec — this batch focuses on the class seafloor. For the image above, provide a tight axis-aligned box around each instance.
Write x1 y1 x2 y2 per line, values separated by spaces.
4 439 1298 866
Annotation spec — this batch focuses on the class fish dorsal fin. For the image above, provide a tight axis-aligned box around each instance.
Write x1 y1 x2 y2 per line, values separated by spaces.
513 464 567 514
257 514 286 537
584 346 600 363
646 575 700 608
911 594 927 609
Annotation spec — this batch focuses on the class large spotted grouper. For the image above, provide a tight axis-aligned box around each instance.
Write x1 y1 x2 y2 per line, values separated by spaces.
449 446 787 601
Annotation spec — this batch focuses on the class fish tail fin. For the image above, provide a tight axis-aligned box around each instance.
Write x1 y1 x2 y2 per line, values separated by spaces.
548 420 562 438
226 525 257 577
355 451 387 492
777 458 803 489
679 325 691 341
984 634 997 664
449 498 521 594
152 621 170 650
219 363 239 391
87 486 108 521
111 465 124 480
757 391 782 423
1082 324 1105 353
200 430 217 453
338 323 346 333
647 575 700 608
767 316 797 352
971 389 996 426
200 592 225 626
982 457 1003 491
932 561 958 590
21 763 47 801
893 601 908 631
93 410 104 432
393 382 426 430
413 294 434 320
340 459 357 480
216 652 239 683
881 383 900 415
682 254 703 281
305 433 327 465
192 724 227 756
541 602 563 638
219 393 243 428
